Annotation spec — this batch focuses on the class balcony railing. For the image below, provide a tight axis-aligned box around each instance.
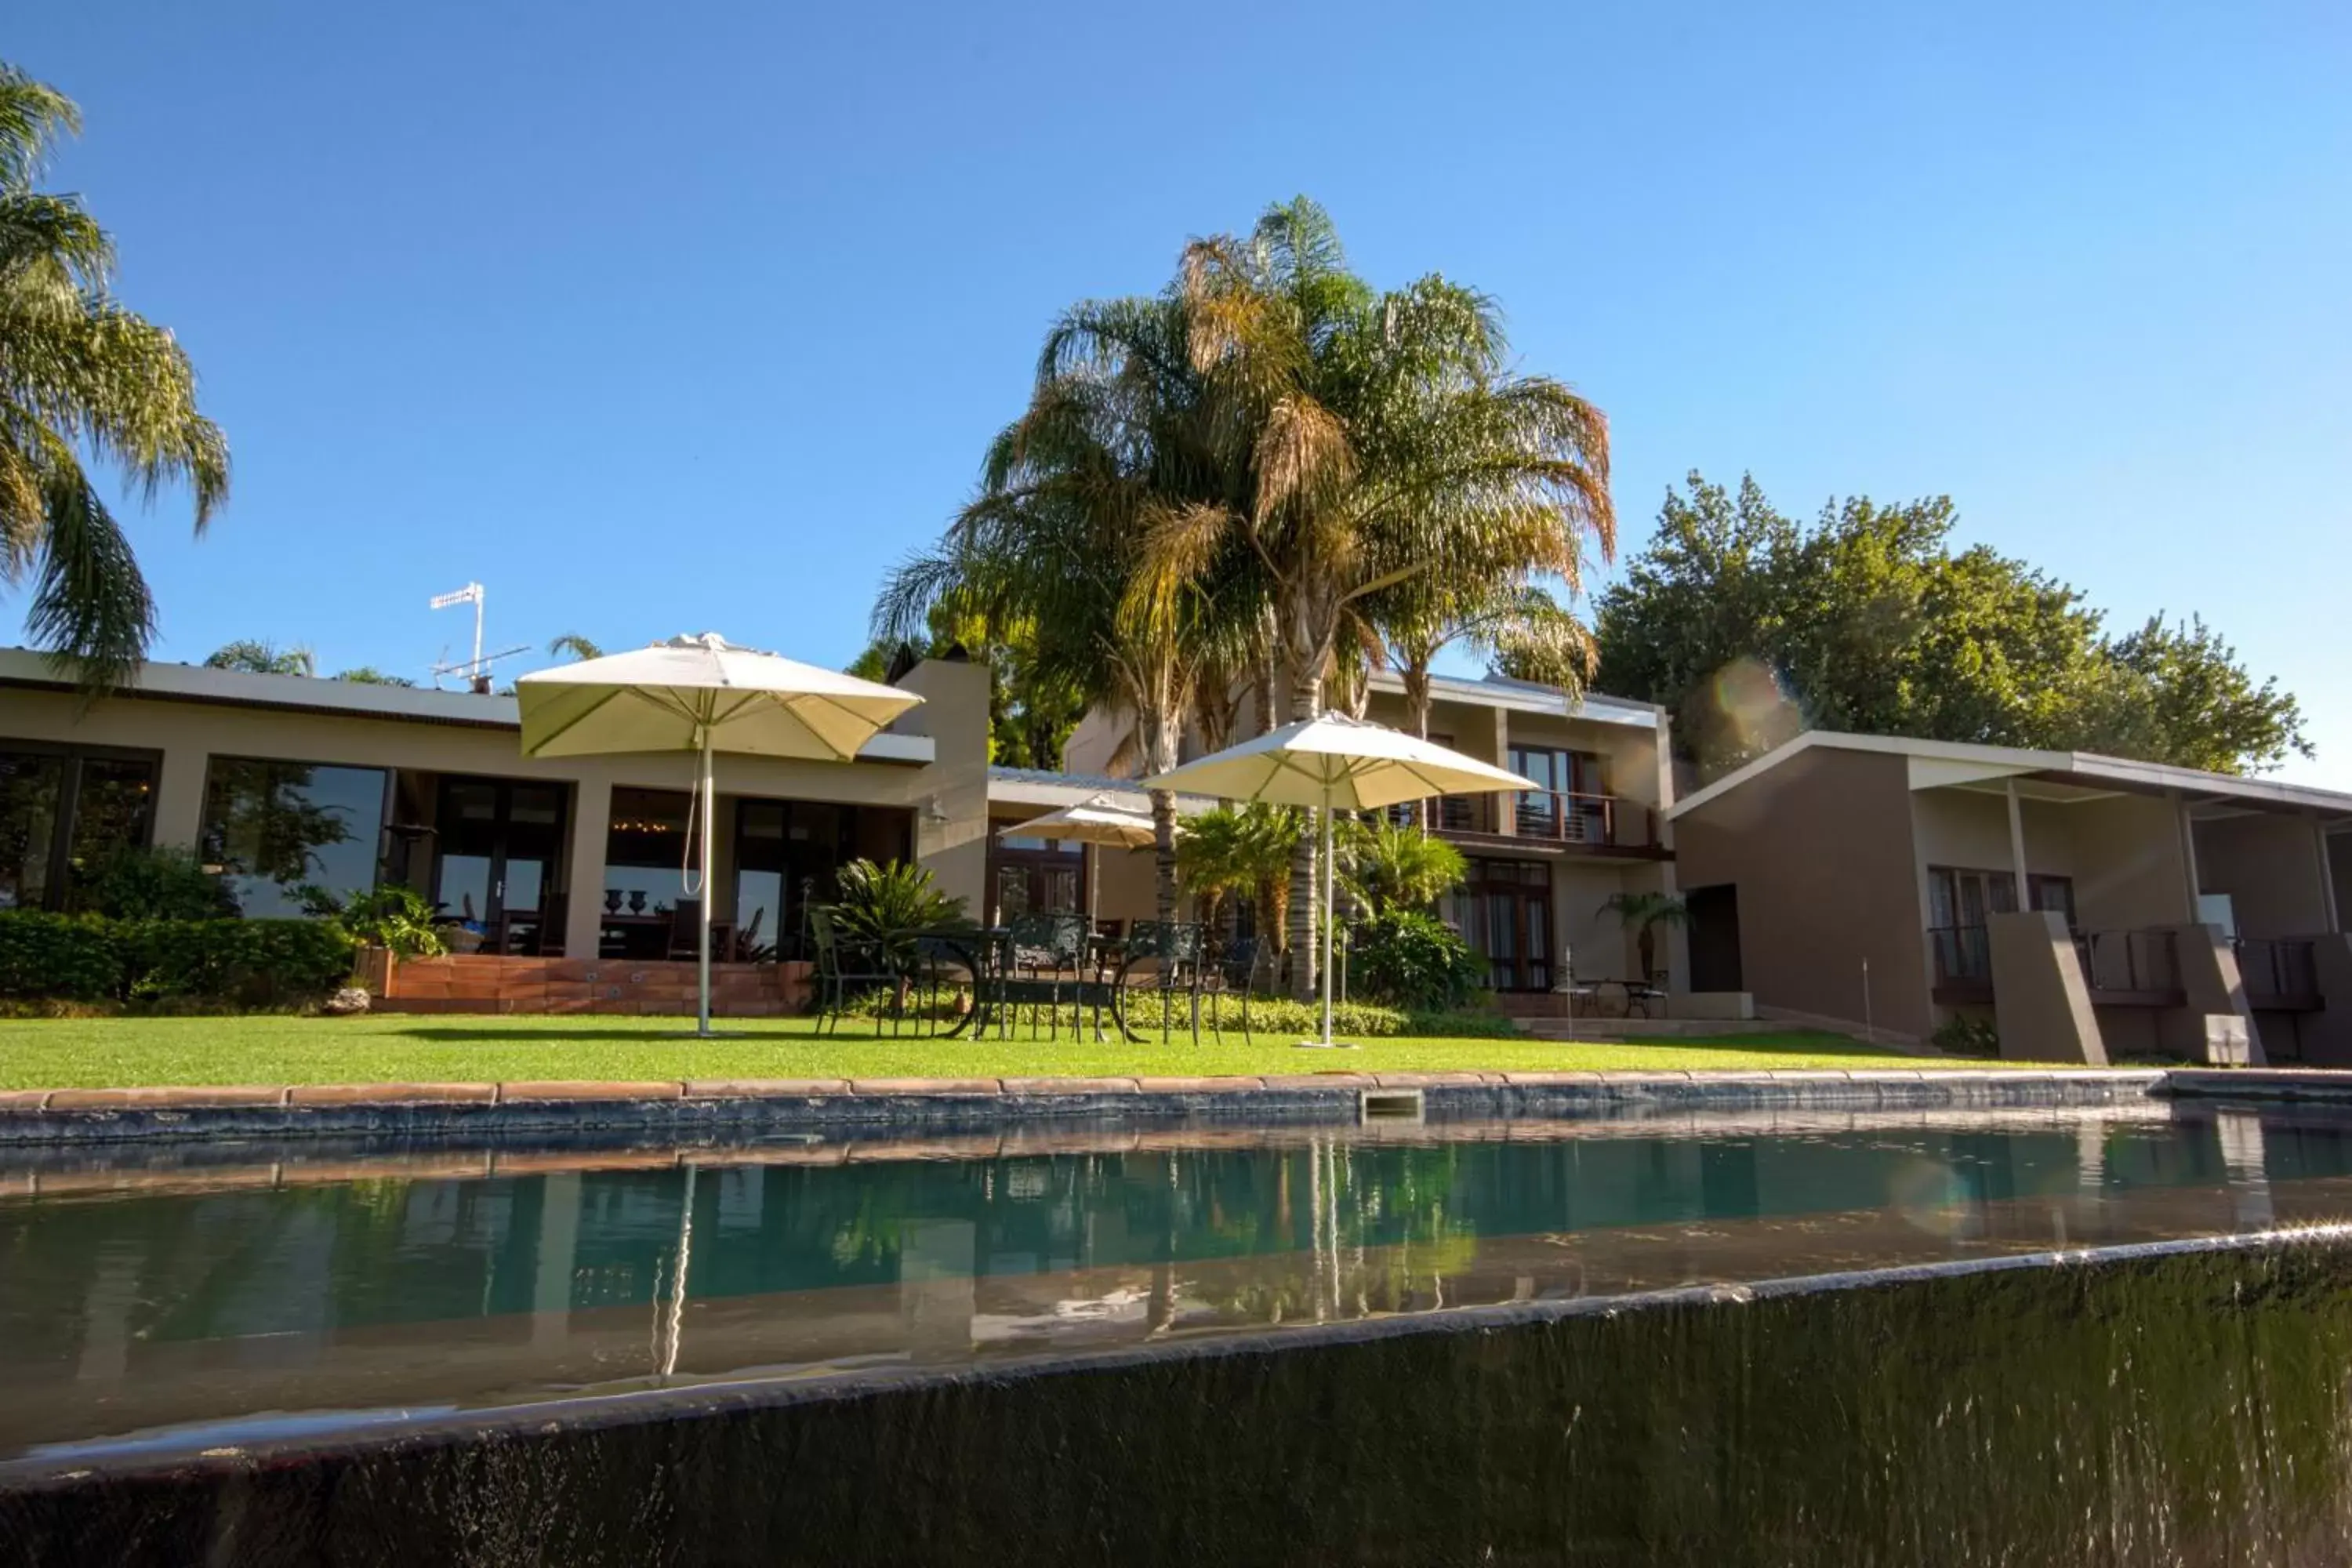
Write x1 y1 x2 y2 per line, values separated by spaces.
1381 795 1483 833
2237 937 2320 1007
1512 789 1654 849
2074 929 2182 999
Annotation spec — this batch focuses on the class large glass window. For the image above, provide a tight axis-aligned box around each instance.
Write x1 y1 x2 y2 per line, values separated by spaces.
201 758 388 918
604 787 694 916
732 798 859 960
0 742 159 911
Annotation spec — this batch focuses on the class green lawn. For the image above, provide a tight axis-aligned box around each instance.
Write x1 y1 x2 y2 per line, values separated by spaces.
0 1014 1962 1090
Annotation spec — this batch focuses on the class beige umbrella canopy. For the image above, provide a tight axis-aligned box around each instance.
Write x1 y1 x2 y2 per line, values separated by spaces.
1145 713 1536 1047
517 633 924 1035
998 793 1159 923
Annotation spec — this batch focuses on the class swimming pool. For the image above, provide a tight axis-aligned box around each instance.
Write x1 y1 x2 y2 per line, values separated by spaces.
8 1103 2352 1563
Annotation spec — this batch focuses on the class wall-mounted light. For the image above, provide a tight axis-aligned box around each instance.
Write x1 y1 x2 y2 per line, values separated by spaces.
924 795 950 826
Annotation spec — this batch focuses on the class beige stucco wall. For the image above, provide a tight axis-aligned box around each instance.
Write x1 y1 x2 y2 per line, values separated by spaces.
2 660 991 956
1671 748 1933 1038
2193 812 2335 938
2067 793 2196 931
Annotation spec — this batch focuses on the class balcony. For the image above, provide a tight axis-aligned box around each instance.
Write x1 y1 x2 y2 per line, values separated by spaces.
1386 790 1661 855
1929 924 2190 1008
2238 937 2321 1011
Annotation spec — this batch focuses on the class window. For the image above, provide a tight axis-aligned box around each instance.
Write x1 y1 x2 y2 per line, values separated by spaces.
1508 746 1605 840
0 742 160 912
1927 866 2076 931
201 758 389 917
989 822 1082 922
604 786 693 916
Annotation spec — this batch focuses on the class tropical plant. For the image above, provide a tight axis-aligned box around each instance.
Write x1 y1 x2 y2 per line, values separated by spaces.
875 290 1253 923
75 843 234 920
1348 909 1486 1011
205 639 314 677
828 858 970 971
1932 1013 2001 1057
546 633 604 662
332 666 416 687
314 884 446 957
1337 817 1468 916
1598 890 1686 985
1173 802 1304 959
1131 197 1614 995
0 65 228 686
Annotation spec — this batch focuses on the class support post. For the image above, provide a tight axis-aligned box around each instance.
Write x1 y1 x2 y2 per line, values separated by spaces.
697 734 715 1037
2005 778 2030 909
2315 818 2339 935
1319 796 1335 1047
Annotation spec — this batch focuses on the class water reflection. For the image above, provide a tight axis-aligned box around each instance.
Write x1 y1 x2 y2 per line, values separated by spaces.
7 1105 2352 1461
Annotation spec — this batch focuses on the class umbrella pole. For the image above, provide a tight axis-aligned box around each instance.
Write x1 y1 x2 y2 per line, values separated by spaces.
1319 793 1335 1047
697 732 715 1038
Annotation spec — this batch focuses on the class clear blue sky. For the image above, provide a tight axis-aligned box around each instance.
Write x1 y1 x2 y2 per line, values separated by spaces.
13 2 2350 780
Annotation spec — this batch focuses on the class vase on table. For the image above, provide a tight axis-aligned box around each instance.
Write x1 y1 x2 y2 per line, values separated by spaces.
628 890 647 914
604 889 622 914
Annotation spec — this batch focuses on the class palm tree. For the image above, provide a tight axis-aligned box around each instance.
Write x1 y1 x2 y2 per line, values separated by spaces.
877 295 1250 922
1134 198 1615 995
546 633 604 662
1174 802 1303 964
1598 890 1686 985
1338 818 1468 916
0 65 228 685
204 639 314 677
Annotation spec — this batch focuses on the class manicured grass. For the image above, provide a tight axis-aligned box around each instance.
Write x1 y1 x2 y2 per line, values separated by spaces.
0 1014 1965 1090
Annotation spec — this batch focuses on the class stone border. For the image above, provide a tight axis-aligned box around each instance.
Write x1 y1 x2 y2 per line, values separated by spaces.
7 1222 2346 1487
0 1066 2209 1145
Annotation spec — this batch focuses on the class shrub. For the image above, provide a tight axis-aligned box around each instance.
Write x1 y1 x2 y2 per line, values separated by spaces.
829 858 970 971
0 910 355 1005
1337 818 1468 915
77 844 236 921
1933 1013 2001 1058
0 913 122 1001
1348 909 1486 1011
313 884 446 957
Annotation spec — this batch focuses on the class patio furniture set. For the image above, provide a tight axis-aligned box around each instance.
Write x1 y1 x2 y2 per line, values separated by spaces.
808 910 1275 1043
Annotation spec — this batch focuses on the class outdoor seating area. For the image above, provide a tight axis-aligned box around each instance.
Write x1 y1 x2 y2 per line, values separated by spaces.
810 913 1279 1044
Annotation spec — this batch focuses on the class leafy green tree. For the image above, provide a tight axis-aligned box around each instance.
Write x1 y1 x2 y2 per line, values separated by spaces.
1595 472 2309 778
332 666 416 687
205 640 315 677
851 599 1087 771
0 65 228 686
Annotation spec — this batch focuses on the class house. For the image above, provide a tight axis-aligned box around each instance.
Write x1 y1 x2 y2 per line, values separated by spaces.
1667 731 2352 1065
0 648 997 1008
1056 670 1681 997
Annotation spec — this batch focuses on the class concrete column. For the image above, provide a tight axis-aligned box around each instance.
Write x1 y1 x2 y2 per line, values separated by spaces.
2152 924 2261 1065
151 743 208 851
2004 779 2030 909
2315 817 2340 934
1491 706 1514 837
2174 789 2205 921
1987 909 2106 1065
564 778 612 959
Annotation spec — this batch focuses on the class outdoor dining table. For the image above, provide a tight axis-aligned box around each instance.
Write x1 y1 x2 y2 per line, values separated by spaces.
917 927 1144 1042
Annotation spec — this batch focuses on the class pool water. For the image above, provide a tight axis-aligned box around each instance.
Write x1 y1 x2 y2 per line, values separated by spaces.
6 1102 2350 1468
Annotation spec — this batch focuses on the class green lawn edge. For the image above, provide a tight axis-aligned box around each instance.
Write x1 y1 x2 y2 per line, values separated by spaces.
0 1014 2007 1090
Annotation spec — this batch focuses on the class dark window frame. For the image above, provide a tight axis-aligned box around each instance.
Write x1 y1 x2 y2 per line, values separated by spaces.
199 753 395 917
0 736 163 912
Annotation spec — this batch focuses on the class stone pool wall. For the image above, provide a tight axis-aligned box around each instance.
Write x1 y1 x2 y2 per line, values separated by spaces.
7 1235 2351 1566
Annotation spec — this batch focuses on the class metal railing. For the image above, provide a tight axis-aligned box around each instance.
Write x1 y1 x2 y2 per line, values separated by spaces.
1928 924 1992 988
1512 789 1653 848
1381 796 1483 833
2237 937 2319 1005
2074 929 2181 997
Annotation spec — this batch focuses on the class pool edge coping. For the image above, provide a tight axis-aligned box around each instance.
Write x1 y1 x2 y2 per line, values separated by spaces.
6 1064 2347 1144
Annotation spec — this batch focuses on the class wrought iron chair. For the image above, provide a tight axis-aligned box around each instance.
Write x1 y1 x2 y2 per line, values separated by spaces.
1006 911 1093 1039
808 906 904 1036
1203 935 1269 1044
1117 920 1207 1043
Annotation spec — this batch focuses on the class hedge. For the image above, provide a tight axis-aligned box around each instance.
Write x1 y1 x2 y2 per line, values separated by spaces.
0 911 356 1005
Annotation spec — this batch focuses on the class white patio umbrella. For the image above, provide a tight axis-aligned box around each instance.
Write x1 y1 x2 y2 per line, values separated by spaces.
516 633 925 1036
1144 713 1537 1048
998 793 1159 923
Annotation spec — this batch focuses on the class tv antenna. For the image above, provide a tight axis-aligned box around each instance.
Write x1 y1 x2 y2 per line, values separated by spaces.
428 582 527 691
